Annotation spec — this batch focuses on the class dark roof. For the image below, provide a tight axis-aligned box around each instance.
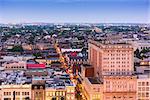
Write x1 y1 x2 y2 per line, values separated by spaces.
82 64 92 67
88 77 102 84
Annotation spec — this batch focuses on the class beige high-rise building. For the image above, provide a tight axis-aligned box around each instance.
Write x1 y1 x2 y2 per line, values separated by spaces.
88 40 134 77
87 40 137 100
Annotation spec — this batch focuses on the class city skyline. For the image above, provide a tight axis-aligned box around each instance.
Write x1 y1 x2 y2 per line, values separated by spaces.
0 0 150 24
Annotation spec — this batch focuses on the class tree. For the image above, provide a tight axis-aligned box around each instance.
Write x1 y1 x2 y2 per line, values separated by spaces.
134 48 141 59
9 45 24 52
33 52 42 58
141 48 150 53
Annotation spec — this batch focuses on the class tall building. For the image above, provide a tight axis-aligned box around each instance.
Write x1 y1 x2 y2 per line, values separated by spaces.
88 40 137 100
88 40 134 77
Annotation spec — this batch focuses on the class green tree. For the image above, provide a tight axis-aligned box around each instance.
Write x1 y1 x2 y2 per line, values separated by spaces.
33 52 42 58
10 45 24 52
134 48 141 59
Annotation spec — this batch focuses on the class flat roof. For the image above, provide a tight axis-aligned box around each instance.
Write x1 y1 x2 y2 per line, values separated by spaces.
88 77 102 84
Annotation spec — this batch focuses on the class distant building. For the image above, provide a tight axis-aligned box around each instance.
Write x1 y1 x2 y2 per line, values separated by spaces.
2 61 26 70
126 40 150 51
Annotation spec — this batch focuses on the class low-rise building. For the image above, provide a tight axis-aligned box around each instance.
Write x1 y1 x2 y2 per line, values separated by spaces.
32 84 45 100
82 77 103 100
103 75 137 100
2 61 26 70
0 84 32 100
137 74 150 100
0 71 32 100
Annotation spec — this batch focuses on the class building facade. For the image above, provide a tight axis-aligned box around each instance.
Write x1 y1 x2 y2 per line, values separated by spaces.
88 40 134 77
2 61 26 70
137 75 150 100
103 75 137 100
0 84 31 100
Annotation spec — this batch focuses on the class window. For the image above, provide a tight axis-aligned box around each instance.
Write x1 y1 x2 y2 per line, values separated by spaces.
138 87 141 91
146 87 149 91
4 92 11 96
22 92 24 95
146 82 149 86
146 92 149 97
16 92 20 95
34 86 37 89
40 86 43 89
138 82 141 86
142 82 145 86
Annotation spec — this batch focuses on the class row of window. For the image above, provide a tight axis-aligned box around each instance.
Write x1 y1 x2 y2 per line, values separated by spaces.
104 72 130 75
138 87 149 91
5 66 25 69
105 85 135 90
138 82 149 86
4 92 29 96
103 61 130 64
105 96 134 99
138 92 149 97
103 65 130 67
46 91 65 96
106 50 131 52
103 69 130 72
104 57 130 60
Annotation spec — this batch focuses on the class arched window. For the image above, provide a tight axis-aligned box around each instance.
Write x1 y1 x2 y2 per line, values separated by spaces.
34 86 37 89
40 86 43 89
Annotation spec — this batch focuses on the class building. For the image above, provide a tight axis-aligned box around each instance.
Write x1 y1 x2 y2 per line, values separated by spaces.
45 85 76 100
45 68 76 100
103 75 137 100
82 77 103 100
127 40 150 51
45 88 66 100
136 61 150 100
31 84 45 100
0 71 32 100
2 61 26 70
79 63 102 100
88 40 134 77
87 40 137 100
0 84 31 100
22 43 52 50
66 52 87 66
137 74 150 100
81 64 94 77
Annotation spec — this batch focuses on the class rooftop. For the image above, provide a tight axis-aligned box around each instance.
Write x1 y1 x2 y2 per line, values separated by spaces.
89 39 133 49
0 67 74 88
88 77 102 84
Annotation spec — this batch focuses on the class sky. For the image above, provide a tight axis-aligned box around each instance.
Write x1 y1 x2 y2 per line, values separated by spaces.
0 0 149 23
